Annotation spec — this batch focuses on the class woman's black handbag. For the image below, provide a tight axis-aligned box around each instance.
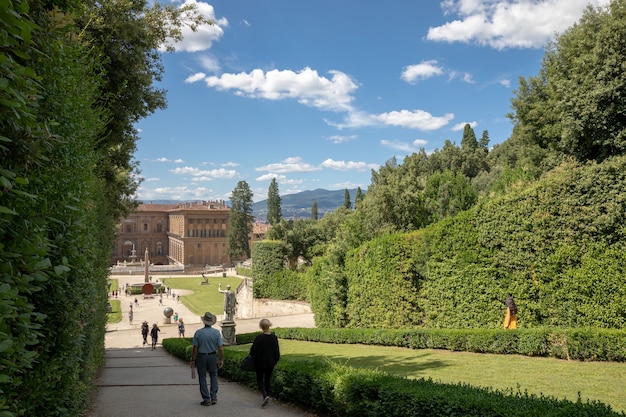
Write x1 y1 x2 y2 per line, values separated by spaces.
240 355 256 372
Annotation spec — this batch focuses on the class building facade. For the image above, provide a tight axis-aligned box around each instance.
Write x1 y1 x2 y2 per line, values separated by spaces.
112 200 268 270
112 200 230 268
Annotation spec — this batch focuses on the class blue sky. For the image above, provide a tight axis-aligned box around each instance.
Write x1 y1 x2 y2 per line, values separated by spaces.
135 0 609 202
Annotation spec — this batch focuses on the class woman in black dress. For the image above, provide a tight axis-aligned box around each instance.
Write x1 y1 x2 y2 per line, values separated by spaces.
249 319 280 406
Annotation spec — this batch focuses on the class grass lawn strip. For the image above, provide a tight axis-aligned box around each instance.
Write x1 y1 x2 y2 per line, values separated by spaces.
161 276 243 316
107 299 121 323
228 339 626 413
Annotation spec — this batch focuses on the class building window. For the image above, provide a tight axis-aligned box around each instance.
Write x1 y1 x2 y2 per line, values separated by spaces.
126 224 132 233
143 223 148 231
156 242 163 256
156 223 163 233
197 243 202 249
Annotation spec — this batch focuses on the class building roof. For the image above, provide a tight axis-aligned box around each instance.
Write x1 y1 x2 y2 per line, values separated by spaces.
137 200 229 212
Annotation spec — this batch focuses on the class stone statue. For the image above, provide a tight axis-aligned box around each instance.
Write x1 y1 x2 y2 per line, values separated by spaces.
218 283 236 322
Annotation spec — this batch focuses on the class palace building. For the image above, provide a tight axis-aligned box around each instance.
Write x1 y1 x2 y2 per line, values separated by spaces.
112 200 233 269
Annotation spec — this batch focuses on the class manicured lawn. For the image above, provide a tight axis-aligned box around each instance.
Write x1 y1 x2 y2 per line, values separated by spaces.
162 275 243 316
107 299 121 323
229 339 626 413
108 278 118 295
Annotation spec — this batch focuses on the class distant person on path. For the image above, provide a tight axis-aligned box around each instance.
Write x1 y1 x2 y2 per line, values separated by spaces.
173 312 178 323
190 312 224 406
218 284 237 321
150 323 160 350
178 318 185 338
249 319 280 407
128 309 133 325
503 295 518 329
141 321 149 345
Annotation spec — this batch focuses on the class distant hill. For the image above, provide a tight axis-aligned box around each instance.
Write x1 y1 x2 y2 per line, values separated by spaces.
253 188 358 221
139 188 359 221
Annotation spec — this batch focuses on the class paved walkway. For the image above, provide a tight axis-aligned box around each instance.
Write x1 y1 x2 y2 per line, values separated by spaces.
85 275 317 416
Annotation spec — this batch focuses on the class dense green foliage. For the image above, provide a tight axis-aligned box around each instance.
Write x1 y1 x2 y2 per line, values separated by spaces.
510 0 626 161
343 233 426 328
251 240 286 297
164 337 623 416
0 1 209 416
0 3 110 416
227 180 254 260
309 157 626 329
267 177 282 225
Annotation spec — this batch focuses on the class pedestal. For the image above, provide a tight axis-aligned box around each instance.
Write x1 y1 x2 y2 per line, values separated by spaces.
220 320 236 345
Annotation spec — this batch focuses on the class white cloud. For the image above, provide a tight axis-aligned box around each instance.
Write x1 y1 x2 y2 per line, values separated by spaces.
499 79 511 87
321 159 379 171
381 139 428 153
163 0 229 53
329 181 363 190
451 121 477 131
376 109 454 130
255 157 320 174
461 73 475 84
170 166 237 179
401 60 444 83
185 72 207 83
136 185 216 201
199 54 220 73
327 134 357 144
255 173 303 185
428 0 611 49
154 157 186 163
325 110 378 129
203 67 358 112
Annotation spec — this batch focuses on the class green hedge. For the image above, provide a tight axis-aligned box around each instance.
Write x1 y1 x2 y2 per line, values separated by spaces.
236 266 253 277
307 158 626 330
273 327 626 362
163 336 622 416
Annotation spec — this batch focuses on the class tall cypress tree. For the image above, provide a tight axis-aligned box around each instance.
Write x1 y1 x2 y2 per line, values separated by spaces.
267 178 282 225
355 186 364 209
461 123 478 151
311 201 318 220
344 188 351 209
227 181 254 260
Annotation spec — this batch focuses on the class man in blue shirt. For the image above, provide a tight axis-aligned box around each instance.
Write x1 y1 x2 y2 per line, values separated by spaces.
190 311 224 406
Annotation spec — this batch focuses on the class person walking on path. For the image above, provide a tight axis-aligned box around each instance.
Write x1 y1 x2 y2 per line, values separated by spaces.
128 308 133 325
190 312 224 406
150 323 160 350
250 318 280 407
141 321 149 346
178 318 185 338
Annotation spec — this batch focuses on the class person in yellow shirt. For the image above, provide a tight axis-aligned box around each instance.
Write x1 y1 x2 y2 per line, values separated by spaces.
503 295 518 329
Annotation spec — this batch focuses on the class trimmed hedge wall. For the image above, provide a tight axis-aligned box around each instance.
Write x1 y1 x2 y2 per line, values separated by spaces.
163 335 623 416
273 327 626 362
